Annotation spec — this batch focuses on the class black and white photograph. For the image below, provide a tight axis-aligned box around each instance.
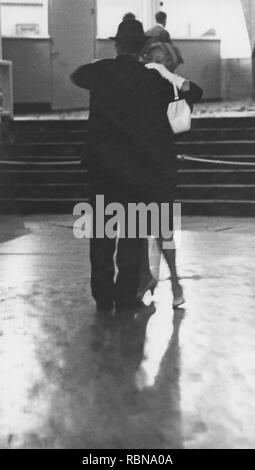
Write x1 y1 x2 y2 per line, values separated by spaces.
0 0 255 459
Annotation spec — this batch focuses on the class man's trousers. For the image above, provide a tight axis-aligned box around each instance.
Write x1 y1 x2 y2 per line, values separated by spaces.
90 237 144 308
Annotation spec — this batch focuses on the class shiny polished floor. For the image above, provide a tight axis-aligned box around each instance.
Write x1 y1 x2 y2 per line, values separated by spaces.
0 215 255 449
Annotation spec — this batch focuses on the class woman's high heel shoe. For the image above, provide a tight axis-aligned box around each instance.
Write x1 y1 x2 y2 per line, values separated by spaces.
137 277 158 301
172 286 185 309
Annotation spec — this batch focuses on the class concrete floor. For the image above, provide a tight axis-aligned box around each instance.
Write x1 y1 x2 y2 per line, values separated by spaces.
0 215 255 449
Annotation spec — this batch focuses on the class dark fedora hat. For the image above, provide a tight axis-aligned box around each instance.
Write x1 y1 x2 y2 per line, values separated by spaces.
109 19 149 42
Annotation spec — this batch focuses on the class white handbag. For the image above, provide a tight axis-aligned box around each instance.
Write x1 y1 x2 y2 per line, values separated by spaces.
167 80 191 134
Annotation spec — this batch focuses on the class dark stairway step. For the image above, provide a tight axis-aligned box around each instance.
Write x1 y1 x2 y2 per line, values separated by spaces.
191 117 255 129
3 183 253 202
6 129 87 144
0 198 89 214
12 117 255 130
0 169 88 184
177 128 255 141
176 141 255 155
0 183 88 199
0 161 82 171
177 184 255 200
0 154 82 162
9 128 255 144
4 141 255 158
178 169 255 185
1 142 86 157
11 119 88 131
178 200 255 216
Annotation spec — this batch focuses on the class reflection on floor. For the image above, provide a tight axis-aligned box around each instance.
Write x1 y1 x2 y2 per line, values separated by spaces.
0 215 255 449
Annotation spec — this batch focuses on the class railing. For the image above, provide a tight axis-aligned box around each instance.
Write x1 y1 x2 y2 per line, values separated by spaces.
178 155 255 167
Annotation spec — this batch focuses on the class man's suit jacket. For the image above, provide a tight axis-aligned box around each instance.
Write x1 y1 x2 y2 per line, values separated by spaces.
71 55 202 203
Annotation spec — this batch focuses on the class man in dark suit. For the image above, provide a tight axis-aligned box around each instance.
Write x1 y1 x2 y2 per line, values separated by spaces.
71 19 202 315
146 11 172 43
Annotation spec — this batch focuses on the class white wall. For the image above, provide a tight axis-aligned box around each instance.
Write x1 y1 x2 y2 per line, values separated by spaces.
160 0 220 38
220 0 251 58
97 0 159 37
0 0 48 37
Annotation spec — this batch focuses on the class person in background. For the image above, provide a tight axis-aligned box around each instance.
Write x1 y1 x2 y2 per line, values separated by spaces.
145 11 183 72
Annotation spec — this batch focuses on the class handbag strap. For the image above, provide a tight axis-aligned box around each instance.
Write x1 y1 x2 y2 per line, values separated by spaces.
173 79 179 101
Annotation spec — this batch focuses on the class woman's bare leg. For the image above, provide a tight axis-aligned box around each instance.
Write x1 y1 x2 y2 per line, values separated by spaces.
157 237 183 300
137 238 157 299
149 237 161 281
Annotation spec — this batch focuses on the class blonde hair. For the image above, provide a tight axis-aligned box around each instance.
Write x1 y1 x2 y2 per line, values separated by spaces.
147 43 166 63
146 42 176 72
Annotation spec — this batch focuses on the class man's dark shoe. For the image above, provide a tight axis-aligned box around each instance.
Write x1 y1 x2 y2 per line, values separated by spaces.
137 276 158 301
96 303 114 317
115 301 156 321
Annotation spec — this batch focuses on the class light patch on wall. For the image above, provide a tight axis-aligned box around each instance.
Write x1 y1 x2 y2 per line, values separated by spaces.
159 0 220 38
0 0 48 37
220 0 251 58
97 0 157 37
97 0 143 38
